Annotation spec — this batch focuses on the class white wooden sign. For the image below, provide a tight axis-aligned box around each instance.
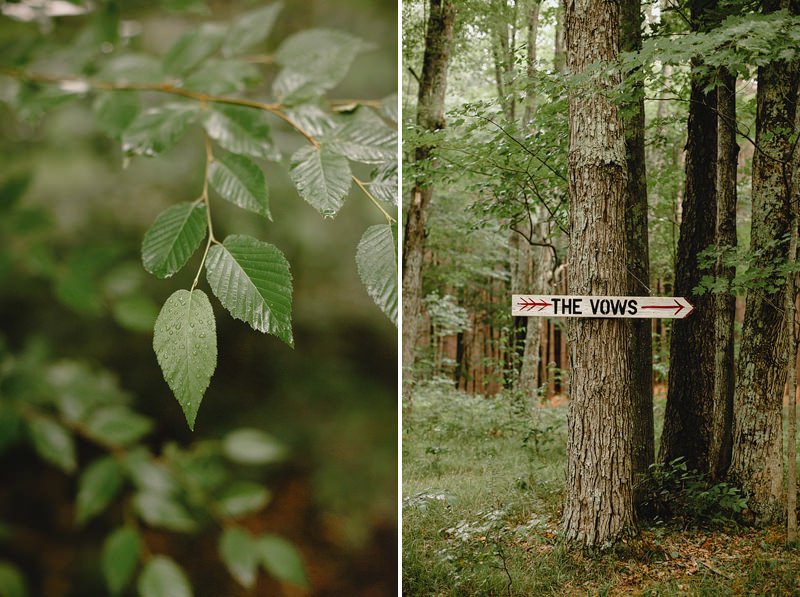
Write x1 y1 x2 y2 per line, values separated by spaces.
512 295 694 319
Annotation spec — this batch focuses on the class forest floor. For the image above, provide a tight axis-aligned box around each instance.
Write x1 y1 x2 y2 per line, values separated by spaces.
402 385 800 596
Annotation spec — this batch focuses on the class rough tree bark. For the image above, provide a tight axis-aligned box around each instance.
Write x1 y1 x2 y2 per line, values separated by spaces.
402 0 456 396
789 75 800 543
787 192 797 544
729 0 799 521
659 0 722 478
712 68 738 478
562 0 636 547
620 0 654 491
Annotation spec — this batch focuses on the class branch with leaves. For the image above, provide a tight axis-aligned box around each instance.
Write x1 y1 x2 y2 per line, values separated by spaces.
0 348 307 595
1 2 398 429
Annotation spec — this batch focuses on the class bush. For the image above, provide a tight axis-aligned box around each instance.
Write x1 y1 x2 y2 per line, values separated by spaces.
638 458 748 526
0 342 306 595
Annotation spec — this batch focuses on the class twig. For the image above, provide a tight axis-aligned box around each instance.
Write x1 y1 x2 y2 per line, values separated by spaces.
192 133 219 292
0 65 395 221
353 176 395 224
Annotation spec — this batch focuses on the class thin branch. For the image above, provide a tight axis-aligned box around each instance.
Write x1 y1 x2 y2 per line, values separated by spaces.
644 93 792 167
236 54 275 64
1 66 397 221
476 114 568 182
192 133 218 292
510 223 561 268
353 176 395 224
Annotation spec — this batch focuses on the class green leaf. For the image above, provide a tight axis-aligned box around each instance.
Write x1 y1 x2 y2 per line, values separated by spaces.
222 428 288 465
274 29 368 91
153 289 217 430
218 481 271 517
134 492 197 532
182 60 260 95
368 162 397 206
76 456 124 525
141 202 207 279
103 262 145 299
328 109 397 164
356 224 398 325
138 556 192 597
0 561 27 597
85 405 153 447
219 527 258 589
272 69 326 103
111 295 160 333
98 54 162 83
289 145 351 218
223 3 283 57
202 105 279 160
102 527 141 596
164 443 227 492
208 152 270 219
379 93 398 123
122 103 199 157
27 417 76 473
55 246 120 315
124 448 179 496
205 235 293 345
93 91 140 139
256 534 308 588
16 84 82 122
48 361 129 423
284 102 336 137
162 23 226 77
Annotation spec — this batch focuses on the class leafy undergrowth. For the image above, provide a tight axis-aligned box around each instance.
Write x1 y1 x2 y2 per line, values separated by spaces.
403 384 800 596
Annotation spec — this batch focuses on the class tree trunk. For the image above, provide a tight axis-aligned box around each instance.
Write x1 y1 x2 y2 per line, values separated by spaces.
509 228 532 386
729 1 798 520
517 214 553 396
523 0 541 124
512 0 549 398
712 68 738 478
521 2 551 398
491 0 517 122
789 74 800 543
620 0 654 492
562 0 636 547
553 0 566 73
659 0 721 477
786 194 797 544
401 0 456 397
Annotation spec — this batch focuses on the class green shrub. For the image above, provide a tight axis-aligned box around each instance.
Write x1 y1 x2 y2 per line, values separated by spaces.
0 341 307 595
638 458 748 526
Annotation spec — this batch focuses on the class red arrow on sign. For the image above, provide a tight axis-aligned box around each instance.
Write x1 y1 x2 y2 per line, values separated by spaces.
641 298 694 317
517 298 552 312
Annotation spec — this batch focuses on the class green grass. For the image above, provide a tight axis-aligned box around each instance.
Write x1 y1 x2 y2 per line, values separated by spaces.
402 383 800 596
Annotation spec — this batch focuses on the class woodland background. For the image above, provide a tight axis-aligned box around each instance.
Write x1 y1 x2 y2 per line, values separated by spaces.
403 0 800 593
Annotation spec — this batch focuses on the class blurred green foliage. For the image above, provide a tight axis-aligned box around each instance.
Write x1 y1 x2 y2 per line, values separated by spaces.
0 0 397 594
